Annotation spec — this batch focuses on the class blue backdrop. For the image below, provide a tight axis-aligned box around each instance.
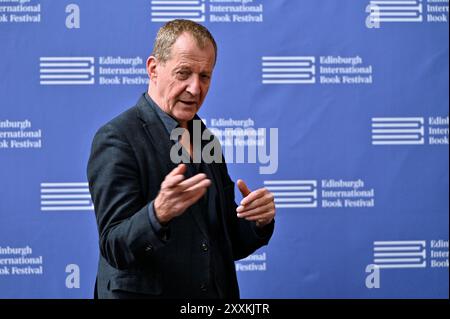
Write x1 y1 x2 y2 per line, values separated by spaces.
0 0 448 298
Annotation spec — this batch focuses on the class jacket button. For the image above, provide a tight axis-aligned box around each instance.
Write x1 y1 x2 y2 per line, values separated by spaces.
201 242 208 252
200 283 207 292
145 245 153 252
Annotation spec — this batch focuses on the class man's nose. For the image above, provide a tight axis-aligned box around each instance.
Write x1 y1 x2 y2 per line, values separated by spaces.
186 74 201 97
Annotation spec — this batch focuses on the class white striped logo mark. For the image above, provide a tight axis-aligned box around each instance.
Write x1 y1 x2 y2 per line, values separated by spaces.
263 180 317 208
262 56 316 85
40 182 94 211
368 0 423 23
151 0 206 22
371 117 424 145
373 240 426 269
39 57 95 85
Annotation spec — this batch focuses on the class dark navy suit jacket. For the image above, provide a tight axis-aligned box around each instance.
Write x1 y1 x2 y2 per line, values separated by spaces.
87 94 274 299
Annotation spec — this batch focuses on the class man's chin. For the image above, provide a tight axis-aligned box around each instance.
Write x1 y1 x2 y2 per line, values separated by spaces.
173 111 196 124
173 103 199 120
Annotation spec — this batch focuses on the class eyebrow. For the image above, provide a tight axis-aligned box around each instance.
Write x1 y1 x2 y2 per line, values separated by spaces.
175 66 191 71
174 65 212 74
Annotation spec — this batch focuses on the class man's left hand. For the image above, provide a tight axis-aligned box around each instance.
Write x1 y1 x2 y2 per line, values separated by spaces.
236 179 275 227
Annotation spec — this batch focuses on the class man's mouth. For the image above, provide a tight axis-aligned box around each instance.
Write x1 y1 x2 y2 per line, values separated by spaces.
179 100 197 106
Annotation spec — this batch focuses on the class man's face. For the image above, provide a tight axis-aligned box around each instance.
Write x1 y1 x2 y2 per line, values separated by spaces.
148 33 215 125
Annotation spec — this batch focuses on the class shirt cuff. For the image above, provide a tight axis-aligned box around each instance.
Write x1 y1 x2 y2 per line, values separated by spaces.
147 200 170 242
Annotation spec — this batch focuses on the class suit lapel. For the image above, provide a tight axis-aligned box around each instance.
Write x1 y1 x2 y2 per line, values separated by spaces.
136 95 177 174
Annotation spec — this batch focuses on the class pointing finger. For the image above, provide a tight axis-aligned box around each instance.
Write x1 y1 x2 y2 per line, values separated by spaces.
240 187 267 206
168 163 186 177
177 173 209 191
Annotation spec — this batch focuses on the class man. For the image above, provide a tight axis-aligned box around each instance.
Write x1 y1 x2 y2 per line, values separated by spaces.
87 19 275 299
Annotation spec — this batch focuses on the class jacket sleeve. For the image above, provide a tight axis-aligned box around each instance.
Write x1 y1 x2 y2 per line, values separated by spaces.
87 123 167 270
219 162 275 261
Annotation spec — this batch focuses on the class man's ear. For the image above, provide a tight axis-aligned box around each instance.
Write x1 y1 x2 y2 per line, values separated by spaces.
146 56 158 82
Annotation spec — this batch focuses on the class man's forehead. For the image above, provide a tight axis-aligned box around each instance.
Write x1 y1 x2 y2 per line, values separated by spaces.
171 58 214 74
168 49 215 71
175 51 214 63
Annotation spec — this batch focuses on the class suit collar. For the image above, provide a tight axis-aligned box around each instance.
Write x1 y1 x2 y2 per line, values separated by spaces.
136 93 177 171
143 93 179 135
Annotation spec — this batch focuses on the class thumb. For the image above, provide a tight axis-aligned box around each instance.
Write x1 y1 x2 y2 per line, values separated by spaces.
237 179 251 197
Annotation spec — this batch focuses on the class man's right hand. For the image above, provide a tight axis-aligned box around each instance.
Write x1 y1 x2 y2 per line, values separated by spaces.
154 164 211 224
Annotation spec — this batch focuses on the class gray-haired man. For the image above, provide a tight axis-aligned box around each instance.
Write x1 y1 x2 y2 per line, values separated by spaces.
88 19 275 299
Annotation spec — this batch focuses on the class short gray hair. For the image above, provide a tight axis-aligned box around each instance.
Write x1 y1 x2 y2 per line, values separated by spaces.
152 19 217 65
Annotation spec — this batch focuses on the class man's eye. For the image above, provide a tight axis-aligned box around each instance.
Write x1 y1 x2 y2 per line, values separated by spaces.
177 71 189 79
